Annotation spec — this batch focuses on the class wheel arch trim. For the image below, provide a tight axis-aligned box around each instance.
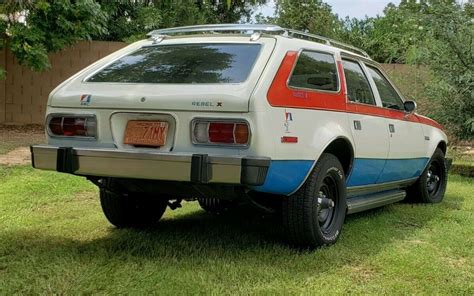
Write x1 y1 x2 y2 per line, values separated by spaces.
420 140 448 174
287 135 355 196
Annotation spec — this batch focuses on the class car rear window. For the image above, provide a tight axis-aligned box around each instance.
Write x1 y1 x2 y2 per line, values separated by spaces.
87 43 262 84
288 51 339 92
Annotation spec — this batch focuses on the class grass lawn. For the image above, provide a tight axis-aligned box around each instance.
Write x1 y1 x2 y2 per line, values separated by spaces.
0 166 473 295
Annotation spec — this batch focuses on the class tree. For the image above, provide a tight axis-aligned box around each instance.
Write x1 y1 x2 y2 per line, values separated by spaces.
340 0 472 139
0 0 107 78
370 0 429 63
338 17 375 57
93 0 267 42
421 1 473 139
339 0 431 63
92 1 162 42
0 0 266 77
271 0 342 39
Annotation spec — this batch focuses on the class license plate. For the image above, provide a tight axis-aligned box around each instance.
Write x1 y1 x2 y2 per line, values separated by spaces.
124 120 169 147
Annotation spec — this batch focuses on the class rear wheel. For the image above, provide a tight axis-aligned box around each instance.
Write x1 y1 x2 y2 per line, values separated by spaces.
407 148 447 203
100 189 167 228
282 153 347 248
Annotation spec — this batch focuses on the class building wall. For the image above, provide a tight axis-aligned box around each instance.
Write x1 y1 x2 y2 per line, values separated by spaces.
0 41 428 125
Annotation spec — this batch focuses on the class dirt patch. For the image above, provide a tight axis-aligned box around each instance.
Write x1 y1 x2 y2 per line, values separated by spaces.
465 149 474 155
0 124 45 155
349 265 378 283
445 257 468 269
451 143 474 159
0 147 32 166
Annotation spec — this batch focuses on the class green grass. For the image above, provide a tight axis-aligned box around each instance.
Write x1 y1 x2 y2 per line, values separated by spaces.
0 166 473 295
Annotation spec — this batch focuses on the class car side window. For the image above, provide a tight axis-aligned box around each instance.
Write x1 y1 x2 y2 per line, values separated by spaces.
366 66 404 111
288 51 338 92
341 59 375 105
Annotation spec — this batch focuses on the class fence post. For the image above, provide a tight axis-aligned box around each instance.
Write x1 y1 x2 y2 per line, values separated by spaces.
0 49 5 123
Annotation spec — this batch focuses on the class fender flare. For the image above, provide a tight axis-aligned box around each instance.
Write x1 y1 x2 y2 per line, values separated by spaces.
287 135 355 196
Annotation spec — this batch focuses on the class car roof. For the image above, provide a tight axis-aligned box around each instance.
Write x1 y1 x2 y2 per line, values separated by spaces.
147 24 371 60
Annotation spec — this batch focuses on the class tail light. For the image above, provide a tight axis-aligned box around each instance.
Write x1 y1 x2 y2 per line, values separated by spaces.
48 115 97 138
192 119 250 146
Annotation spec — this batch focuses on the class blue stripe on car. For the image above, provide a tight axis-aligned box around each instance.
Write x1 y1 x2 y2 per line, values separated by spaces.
376 158 429 184
253 160 313 195
346 158 386 187
347 158 429 186
253 158 430 195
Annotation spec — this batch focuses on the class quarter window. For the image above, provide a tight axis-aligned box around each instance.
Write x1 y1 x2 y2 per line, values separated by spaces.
288 51 338 92
366 66 404 110
342 59 375 105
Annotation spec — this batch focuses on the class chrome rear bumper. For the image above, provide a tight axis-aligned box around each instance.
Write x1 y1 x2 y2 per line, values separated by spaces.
30 145 270 186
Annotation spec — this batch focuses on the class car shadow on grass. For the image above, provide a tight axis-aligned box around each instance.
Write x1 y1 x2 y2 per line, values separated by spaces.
1 197 454 276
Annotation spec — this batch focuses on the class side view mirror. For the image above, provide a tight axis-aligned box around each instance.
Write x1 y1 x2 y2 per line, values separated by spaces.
404 100 417 113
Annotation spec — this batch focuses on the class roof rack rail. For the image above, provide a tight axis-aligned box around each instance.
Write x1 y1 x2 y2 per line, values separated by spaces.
285 29 370 58
148 24 286 36
147 24 370 58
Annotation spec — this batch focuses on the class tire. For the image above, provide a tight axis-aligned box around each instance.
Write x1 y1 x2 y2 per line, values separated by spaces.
100 189 168 228
282 153 347 248
198 197 232 214
407 148 448 203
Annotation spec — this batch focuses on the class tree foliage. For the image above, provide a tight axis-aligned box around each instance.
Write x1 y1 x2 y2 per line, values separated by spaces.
271 0 342 39
338 1 433 63
351 0 473 139
93 0 266 42
420 1 473 139
0 0 264 75
0 0 107 76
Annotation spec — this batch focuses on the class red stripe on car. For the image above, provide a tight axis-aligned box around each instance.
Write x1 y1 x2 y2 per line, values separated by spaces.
267 51 443 131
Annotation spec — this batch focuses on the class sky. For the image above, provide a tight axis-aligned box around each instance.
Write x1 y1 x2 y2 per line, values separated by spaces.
254 0 402 20
326 0 401 19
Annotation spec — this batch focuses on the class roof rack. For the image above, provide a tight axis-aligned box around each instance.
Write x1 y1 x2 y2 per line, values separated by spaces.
285 29 370 58
147 24 370 58
148 24 285 36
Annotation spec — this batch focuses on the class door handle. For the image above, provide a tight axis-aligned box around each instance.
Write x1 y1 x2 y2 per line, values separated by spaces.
389 124 395 133
354 120 362 130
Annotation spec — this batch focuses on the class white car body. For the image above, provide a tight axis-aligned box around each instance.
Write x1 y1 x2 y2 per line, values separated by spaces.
31 25 448 215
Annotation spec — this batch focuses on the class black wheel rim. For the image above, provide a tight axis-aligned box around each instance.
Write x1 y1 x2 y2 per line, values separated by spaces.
426 160 442 197
318 174 338 233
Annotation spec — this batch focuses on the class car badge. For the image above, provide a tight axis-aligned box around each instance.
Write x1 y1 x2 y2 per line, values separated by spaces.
80 94 92 106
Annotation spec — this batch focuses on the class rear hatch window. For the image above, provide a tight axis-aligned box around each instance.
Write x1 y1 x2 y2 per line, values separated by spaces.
86 43 262 84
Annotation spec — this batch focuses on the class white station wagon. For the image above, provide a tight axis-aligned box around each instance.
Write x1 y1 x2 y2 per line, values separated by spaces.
31 24 450 248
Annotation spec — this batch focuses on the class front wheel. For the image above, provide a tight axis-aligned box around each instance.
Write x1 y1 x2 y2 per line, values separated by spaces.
282 153 347 248
407 148 448 203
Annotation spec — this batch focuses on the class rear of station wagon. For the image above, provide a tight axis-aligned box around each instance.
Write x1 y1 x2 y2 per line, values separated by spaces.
31 24 449 248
